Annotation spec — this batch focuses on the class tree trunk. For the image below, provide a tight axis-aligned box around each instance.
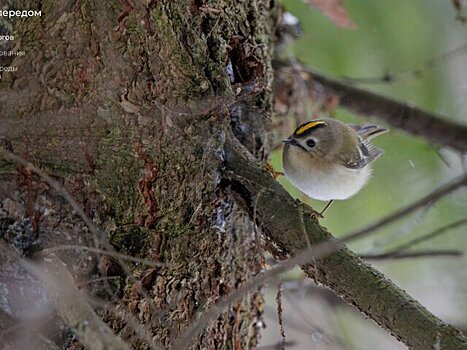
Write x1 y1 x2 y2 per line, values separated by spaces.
1 0 278 348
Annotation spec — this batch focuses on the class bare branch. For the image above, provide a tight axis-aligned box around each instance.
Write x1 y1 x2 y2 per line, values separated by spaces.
390 218 467 253
0 148 107 244
362 218 467 260
362 250 463 260
341 42 467 85
40 245 163 268
275 282 286 350
274 61 467 153
337 178 467 245
20 254 132 350
87 297 163 350
258 340 297 350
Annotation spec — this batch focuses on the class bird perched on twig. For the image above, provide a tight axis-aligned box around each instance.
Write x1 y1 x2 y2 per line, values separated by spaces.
282 118 388 216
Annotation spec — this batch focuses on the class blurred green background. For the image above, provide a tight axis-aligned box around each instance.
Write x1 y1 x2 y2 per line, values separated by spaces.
262 0 467 348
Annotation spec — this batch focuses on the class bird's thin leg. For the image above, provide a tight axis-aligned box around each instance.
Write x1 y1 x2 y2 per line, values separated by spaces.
319 200 334 217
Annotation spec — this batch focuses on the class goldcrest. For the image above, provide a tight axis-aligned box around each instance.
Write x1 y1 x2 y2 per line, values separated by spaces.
282 118 387 202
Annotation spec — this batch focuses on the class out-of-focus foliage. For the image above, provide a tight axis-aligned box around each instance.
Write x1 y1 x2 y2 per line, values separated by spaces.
262 0 467 348
306 0 356 29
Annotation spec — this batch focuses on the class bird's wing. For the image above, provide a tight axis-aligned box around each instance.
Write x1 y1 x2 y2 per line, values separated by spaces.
343 137 384 169
350 123 388 140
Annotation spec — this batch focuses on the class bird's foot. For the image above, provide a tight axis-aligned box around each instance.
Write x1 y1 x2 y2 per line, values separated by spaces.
310 208 324 220
294 199 323 220
264 163 284 179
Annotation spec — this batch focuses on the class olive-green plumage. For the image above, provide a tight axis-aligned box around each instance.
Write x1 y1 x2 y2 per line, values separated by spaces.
282 118 387 201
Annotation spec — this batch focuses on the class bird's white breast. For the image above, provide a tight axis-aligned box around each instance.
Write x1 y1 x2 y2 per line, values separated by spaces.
284 158 372 201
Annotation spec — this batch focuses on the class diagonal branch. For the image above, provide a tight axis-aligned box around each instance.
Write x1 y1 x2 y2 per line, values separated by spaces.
0 245 131 350
222 134 467 350
274 61 467 153
362 249 463 260
23 254 132 350
361 218 467 260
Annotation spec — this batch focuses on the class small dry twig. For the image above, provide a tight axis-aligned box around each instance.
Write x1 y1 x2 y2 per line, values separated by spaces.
275 282 286 350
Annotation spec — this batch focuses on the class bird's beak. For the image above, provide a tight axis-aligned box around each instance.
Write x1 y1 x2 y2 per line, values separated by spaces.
282 138 296 145
282 138 307 152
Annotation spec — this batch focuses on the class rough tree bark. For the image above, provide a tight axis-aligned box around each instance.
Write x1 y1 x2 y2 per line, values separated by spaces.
1 0 277 348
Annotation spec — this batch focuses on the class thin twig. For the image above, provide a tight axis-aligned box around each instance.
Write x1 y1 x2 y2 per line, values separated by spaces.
40 245 163 268
257 340 297 350
362 250 463 260
386 218 467 254
281 291 349 348
87 297 164 350
338 174 467 245
0 149 107 244
297 203 312 250
362 218 467 260
275 282 286 350
341 42 467 85
0 149 149 280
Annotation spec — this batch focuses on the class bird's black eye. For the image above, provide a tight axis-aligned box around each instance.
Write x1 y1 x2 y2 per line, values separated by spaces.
306 139 316 148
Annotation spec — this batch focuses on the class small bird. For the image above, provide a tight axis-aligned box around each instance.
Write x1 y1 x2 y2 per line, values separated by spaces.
282 118 387 215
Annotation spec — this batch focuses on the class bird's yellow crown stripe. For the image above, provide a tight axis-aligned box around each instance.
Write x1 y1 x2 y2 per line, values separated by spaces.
294 121 327 136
